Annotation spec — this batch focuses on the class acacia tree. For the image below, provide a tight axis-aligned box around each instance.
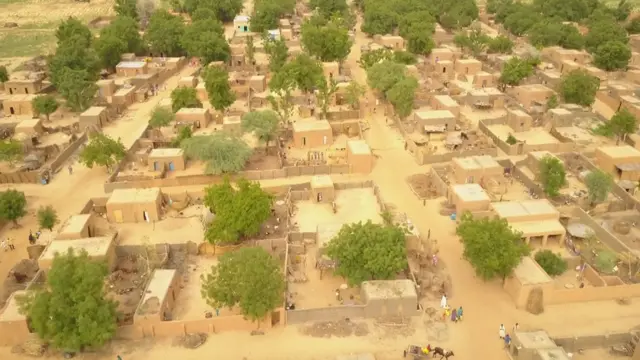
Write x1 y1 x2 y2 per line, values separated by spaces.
31 95 59 122
37 205 59 231
539 155 566 197
181 133 252 174
149 106 175 128
203 66 236 112
241 110 279 153
268 74 296 125
345 81 366 110
170 87 202 112
585 169 613 206
0 189 27 226
203 177 273 244
264 37 288 73
201 247 284 326
456 213 529 280
79 133 126 172
316 78 338 119
559 69 599 107
326 220 407 285
17 249 118 352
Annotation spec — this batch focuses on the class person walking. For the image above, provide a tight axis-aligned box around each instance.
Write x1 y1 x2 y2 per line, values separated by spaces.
1 239 6 252
7 238 14 250
499 324 506 339
513 322 519 333
440 294 448 308
450 307 457 322
504 333 512 348
457 306 463 321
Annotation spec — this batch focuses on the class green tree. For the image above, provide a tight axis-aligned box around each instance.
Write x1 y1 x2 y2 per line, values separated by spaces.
101 16 145 54
454 27 490 56
366 60 406 96
539 155 566 197
114 0 139 20
31 95 59 122
56 17 92 46
456 213 530 280
201 247 284 325
608 108 638 144
558 69 599 107
250 0 294 32
326 220 408 286
345 81 366 110
144 10 185 56
181 133 252 174
268 76 296 124
37 205 59 231
241 110 279 153
627 18 640 34
406 23 436 55
94 34 127 71
310 0 348 17
585 169 613 206
264 37 288 73
0 190 27 226
593 41 631 71
301 16 352 62
203 66 236 112
386 76 418 119
170 87 202 112
183 0 244 21
534 250 567 276
498 56 534 90
245 35 256 68
316 78 338 119
506 134 517 145
559 24 584 50
79 133 126 171
487 35 514 54
0 140 24 164
55 68 99 112
585 20 628 53
182 18 229 64
0 66 8 83
358 48 392 70
149 106 175 128
192 7 217 21
203 177 273 244
273 53 323 94
171 125 193 147
392 51 417 65
17 249 117 352
546 94 558 109
594 249 617 273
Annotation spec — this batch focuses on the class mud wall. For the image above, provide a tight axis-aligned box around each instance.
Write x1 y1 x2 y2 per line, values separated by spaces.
571 207 633 254
420 148 499 165
430 166 449 197
49 132 88 173
553 332 631 352
286 305 366 324
0 170 41 184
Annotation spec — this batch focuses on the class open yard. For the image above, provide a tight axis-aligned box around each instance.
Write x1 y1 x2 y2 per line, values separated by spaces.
115 205 205 245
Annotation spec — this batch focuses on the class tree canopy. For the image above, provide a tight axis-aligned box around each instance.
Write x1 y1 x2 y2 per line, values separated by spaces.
203 177 273 244
149 106 175 128
534 250 567 276
301 15 352 62
456 213 530 280
182 18 229 64
79 133 126 171
584 169 613 205
201 247 284 324
181 133 252 174
37 205 59 231
0 66 8 83
270 53 323 94
0 190 27 226
0 140 23 164
241 110 279 152
183 0 244 21
326 220 408 286
114 0 138 20
263 37 288 73
558 69 599 107
31 95 59 121
250 0 295 33
17 249 117 352
144 10 185 56
593 41 631 71
498 56 535 90
596 108 639 144
170 86 203 112
386 77 418 119
202 66 236 111
366 60 418 118
539 155 566 197
345 81 366 110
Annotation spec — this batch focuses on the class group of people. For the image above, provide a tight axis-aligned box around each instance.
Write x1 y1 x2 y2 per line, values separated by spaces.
440 295 463 322
499 323 519 348
1 238 15 251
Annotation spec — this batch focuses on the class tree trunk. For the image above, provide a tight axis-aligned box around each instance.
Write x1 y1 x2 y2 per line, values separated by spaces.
45 113 50 122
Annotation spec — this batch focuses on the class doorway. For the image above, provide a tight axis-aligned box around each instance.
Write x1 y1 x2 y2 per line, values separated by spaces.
271 311 281 326
153 161 159 171
9 107 15 115
317 192 322 202
243 26 248 31
24 88 28 94
113 210 123 223
168 162 175 171
302 137 306 146
322 135 327 145
143 211 150 222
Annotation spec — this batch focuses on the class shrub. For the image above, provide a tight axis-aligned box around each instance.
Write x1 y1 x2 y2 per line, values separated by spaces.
534 250 567 276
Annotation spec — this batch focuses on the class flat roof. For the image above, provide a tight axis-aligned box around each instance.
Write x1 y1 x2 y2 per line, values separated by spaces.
549 108 571 115
517 84 552 92
529 150 555 160
510 220 566 237
114 87 135 96
513 257 553 286
452 183 491 202
508 109 530 117
597 145 640 159
176 107 208 114
514 330 556 349
347 140 371 155
620 95 640 104
116 61 146 69
457 58 481 64
149 148 183 158
137 269 176 315
107 188 161 205
234 15 250 22
617 163 640 171
361 279 417 300
0 290 29 322
3 94 36 102
415 110 454 120
491 199 558 219
317 223 343 248
537 348 571 360
292 119 331 133
81 106 107 117
16 118 41 128
58 214 91 235
434 95 458 107
453 155 500 170
40 236 113 260
311 174 333 188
